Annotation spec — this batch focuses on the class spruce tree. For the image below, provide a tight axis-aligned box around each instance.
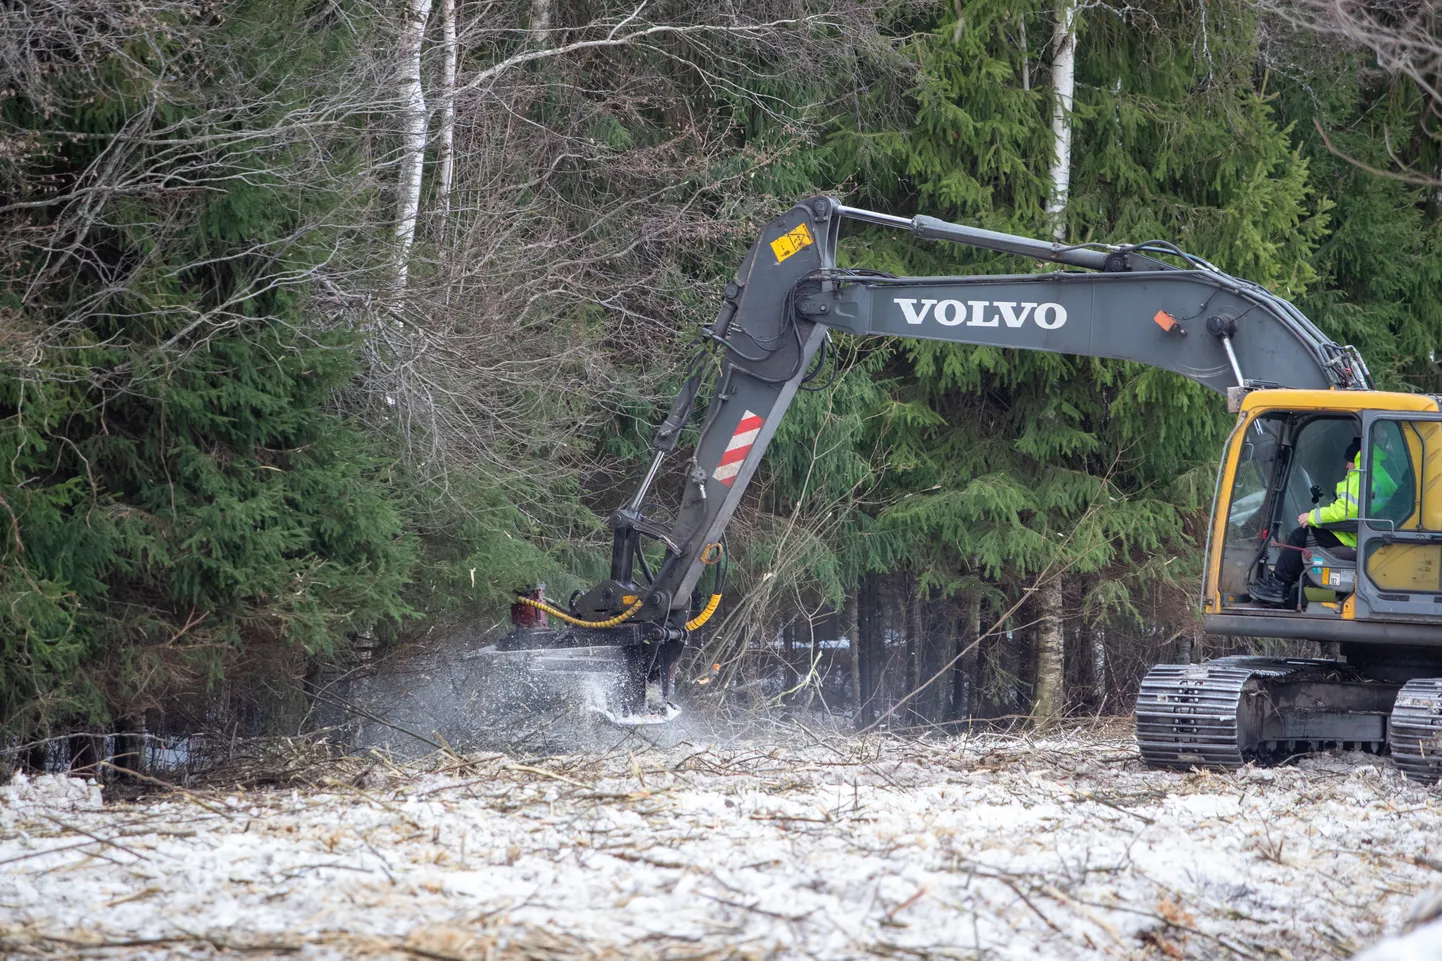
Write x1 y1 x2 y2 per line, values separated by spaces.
1263 21 1442 394
0 1 414 736
816 0 1331 713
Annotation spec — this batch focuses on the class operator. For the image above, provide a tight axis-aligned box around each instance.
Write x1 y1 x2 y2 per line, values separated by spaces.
1252 437 1393 605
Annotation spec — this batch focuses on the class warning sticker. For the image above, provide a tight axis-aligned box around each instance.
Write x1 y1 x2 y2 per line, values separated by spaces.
713 410 763 487
769 222 814 264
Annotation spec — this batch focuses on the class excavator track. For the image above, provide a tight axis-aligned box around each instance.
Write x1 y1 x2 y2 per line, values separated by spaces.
1388 678 1442 783
1136 656 1394 770
1137 657 1298 769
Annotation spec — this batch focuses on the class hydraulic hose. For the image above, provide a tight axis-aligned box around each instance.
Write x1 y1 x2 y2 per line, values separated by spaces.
685 593 723 631
514 595 644 629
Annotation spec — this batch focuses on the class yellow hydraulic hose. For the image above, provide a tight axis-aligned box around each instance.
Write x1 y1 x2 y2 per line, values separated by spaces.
686 593 723 631
514 595 644 629
516 582 720 633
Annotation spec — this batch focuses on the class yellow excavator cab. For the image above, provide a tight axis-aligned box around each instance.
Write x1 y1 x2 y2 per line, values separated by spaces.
1134 389 1442 777
1204 389 1442 634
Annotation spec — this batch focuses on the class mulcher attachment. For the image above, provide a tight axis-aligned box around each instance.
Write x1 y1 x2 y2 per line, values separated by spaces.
1136 657 1398 770
1388 678 1442 783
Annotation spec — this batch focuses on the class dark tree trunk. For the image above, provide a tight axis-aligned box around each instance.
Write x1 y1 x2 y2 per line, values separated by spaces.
784 618 798 701
1003 605 1028 716
858 574 874 724
905 575 920 720
923 598 945 721
953 595 981 722
846 590 862 721
1174 628 1193 666
68 729 103 776
112 714 146 778
866 573 886 723
25 739 49 774
878 577 896 721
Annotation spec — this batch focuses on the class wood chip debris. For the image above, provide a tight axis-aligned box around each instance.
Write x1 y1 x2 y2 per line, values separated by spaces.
2 723 1439 959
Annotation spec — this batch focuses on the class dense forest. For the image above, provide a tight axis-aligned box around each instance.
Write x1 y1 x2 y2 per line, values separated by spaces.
2 0 1440 753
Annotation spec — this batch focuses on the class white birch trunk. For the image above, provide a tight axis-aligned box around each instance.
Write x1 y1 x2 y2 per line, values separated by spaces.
805 620 819 711
436 0 457 218
1033 579 1065 721
528 0 551 48
394 0 434 292
1045 0 1077 242
1091 625 1107 707
1019 13 1030 91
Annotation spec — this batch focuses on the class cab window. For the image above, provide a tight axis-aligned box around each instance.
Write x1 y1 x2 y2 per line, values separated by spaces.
1364 419 1442 594
1367 420 1433 529
1218 413 1286 596
1279 416 1360 525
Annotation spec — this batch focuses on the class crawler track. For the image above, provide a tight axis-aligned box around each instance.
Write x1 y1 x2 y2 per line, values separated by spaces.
1137 657 1298 769
1136 656 1392 770
1389 677 1442 783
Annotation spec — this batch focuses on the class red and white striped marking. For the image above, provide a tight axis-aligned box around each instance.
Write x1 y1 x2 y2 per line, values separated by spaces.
712 410 763 487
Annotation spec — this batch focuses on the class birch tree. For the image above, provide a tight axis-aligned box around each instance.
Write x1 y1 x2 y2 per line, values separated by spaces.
1091 624 1107 708
528 0 552 47
1032 0 1079 720
435 0 458 219
1044 0 1078 240
394 0 434 292
1032 579 1065 720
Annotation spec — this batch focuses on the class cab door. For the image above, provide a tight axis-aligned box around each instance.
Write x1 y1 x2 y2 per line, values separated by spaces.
1355 412 1442 618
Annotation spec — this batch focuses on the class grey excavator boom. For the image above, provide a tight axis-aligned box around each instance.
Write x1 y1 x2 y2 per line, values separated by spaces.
586 197 1369 635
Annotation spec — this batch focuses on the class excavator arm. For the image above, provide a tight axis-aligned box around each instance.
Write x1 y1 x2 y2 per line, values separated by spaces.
511 196 1370 718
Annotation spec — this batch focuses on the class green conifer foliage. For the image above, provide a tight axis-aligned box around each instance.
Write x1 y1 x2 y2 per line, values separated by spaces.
1264 27 1442 393
822 1 1329 651
0 2 413 734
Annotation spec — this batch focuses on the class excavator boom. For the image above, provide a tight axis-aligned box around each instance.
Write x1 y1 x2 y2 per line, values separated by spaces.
614 196 1369 620
829 202 1367 395
808 270 1352 394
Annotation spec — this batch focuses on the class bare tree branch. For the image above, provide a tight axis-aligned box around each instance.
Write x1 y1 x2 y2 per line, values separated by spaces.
455 11 838 97
1312 115 1442 186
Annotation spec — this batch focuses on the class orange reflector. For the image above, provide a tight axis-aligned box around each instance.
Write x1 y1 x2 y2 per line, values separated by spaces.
1153 310 1180 332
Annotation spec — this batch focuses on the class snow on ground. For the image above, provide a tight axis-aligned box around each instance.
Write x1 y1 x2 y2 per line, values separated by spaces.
2 724 1441 960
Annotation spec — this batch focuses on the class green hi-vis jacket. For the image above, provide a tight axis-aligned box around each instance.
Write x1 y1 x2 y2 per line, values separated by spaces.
1308 451 1398 548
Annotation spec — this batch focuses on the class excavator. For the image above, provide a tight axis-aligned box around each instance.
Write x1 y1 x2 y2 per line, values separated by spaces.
502 196 1442 780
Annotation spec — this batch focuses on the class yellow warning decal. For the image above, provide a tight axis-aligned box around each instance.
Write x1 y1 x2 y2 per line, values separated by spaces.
770 222 814 264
